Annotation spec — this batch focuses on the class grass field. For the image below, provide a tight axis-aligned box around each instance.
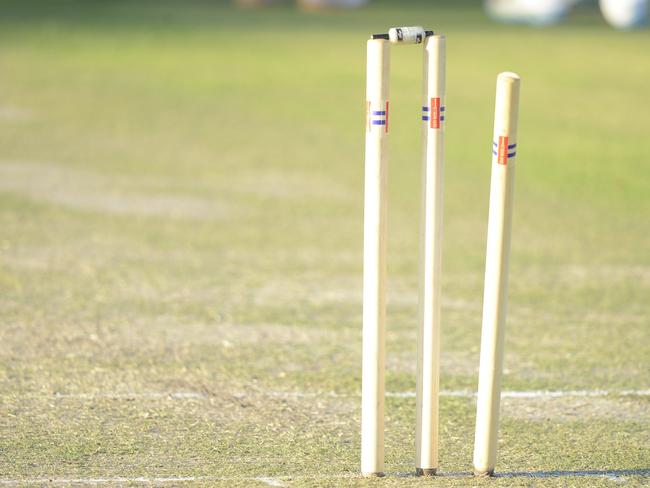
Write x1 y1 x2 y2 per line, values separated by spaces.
0 0 649 486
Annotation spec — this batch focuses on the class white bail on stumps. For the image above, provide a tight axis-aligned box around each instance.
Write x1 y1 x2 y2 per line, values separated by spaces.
415 34 445 478
389 26 427 44
473 72 521 477
372 26 434 44
361 37 390 478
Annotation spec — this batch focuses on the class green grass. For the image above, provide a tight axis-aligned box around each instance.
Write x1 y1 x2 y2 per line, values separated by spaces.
0 1 649 486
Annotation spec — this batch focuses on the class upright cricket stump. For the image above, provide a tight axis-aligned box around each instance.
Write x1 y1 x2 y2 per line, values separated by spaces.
473 72 521 477
361 37 390 477
415 34 445 477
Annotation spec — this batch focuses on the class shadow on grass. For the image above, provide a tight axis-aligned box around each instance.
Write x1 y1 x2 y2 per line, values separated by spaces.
395 468 650 479
496 468 650 479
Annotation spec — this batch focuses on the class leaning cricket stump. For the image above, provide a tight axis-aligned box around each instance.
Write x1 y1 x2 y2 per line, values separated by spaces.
473 72 521 477
415 34 445 477
361 37 390 478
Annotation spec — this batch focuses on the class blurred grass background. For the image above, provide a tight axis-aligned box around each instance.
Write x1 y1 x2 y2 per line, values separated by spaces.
0 0 648 485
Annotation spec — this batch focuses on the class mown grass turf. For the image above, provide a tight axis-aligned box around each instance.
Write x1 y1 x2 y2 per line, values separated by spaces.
0 0 648 486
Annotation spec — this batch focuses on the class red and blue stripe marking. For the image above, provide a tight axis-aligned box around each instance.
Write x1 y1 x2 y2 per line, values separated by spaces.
493 136 517 165
422 97 445 129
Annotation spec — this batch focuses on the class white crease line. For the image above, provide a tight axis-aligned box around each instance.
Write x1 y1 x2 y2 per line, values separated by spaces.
388 389 650 399
500 389 650 398
256 477 286 487
2 470 649 485
0 477 207 485
23 392 207 400
267 389 650 399
0 476 304 486
16 389 650 401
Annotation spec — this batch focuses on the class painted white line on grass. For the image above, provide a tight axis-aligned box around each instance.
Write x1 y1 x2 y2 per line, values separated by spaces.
256 477 286 487
505 389 650 398
1 469 648 485
266 389 650 399
18 388 650 401
387 388 650 399
0 477 299 486
0 477 205 485
25 392 207 400
0 477 291 486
